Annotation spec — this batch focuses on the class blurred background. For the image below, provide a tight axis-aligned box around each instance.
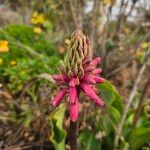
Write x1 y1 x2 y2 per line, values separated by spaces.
0 0 150 150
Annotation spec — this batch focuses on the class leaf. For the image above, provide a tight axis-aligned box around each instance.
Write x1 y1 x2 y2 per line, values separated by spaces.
98 81 122 140
78 130 101 150
99 80 123 113
107 105 121 126
129 127 150 150
49 104 66 150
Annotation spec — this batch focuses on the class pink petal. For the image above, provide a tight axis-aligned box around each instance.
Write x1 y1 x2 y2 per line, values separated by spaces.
83 58 92 65
51 89 67 107
93 76 105 83
80 83 104 107
91 57 101 66
81 76 96 84
52 74 69 84
69 77 79 87
69 97 79 122
84 66 94 72
68 86 78 104
93 68 102 74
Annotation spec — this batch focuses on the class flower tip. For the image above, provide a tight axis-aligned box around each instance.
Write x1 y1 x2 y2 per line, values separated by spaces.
96 57 101 62
101 78 106 83
100 101 105 106
51 89 67 107
93 76 105 84
93 68 102 74
70 117 78 122
91 57 102 66
51 101 57 107
96 99 105 107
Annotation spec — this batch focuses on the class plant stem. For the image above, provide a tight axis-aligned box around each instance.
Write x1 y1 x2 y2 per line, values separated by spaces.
132 77 150 128
70 120 77 150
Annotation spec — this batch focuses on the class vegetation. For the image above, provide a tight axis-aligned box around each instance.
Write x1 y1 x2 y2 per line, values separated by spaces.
0 0 150 150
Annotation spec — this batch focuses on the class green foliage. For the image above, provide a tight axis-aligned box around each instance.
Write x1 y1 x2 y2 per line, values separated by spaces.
18 104 34 127
97 81 123 148
99 81 123 113
49 104 67 150
0 23 149 150
99 81 123 125
0 25 61 93
78 130 101 150
129 127 150 150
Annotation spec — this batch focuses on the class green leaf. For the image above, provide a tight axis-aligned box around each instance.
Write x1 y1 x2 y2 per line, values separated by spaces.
49 104 67 150
78 130 101 150
107 105 121 126
99 80 123 113
129 127 150 150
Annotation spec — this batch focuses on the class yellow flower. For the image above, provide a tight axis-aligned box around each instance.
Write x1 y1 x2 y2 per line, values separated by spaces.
34 27 42 34
140 42 149 49
32 11 38 17
64 39 71 45
10 60 16 66
0 40 9 53
123 27 130 34
0 58 3 65
30 12 45 25
102 0 115 5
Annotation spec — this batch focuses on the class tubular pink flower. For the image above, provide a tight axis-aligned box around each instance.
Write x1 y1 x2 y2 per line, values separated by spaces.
51 30 105 122
81 76 96 84
80 83 104 107
93 76 105 83
52 74 69 83
68 86 78 104
93 68 102 74
69 97 79 122
51 89 67 107
91 57 101 66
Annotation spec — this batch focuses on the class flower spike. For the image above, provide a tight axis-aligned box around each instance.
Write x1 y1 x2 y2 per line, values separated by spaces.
51 29 105 121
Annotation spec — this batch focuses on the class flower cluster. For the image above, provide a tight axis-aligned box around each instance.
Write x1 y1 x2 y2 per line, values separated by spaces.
51 30 105 122
30 11 45 25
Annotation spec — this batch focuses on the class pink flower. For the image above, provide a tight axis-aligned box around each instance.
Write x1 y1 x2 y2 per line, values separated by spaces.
51 30 105 122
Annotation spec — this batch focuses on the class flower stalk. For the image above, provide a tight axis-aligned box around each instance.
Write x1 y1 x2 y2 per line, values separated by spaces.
69 120 77 150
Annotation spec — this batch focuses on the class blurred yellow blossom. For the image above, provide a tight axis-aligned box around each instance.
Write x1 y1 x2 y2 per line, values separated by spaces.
0 58 3 65
123 27 130 34
102 0 115 5
30 11 45 25
0 40 9 53
140 42 149 49
34 27 42 34
10 60 16 66
58 46 65 54
32 11 38 17
64 39 71 46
